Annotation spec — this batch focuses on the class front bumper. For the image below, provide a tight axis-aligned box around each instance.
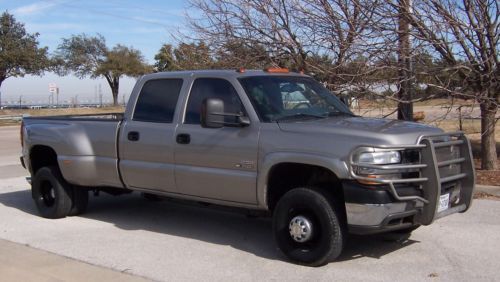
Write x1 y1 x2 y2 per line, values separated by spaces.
344 132 475 235
343 181 423 234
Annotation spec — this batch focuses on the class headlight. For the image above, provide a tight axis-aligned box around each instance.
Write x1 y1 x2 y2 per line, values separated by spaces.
357 151 401 164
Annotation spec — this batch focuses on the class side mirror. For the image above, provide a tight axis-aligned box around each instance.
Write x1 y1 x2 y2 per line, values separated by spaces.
201 98 224 128
201 98 250 128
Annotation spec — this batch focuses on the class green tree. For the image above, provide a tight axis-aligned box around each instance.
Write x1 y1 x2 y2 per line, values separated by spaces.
56 34 150 105
0 11 50 105
154 41 213 71
154 44 177 71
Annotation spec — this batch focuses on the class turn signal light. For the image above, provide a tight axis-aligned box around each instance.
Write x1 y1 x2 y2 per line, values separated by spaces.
357 175 383 186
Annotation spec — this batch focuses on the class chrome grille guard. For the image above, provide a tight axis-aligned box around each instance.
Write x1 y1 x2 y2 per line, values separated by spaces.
348 132 476 225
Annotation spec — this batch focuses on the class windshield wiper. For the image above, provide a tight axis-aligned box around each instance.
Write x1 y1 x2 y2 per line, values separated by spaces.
327 111 357 117
274 113 327 122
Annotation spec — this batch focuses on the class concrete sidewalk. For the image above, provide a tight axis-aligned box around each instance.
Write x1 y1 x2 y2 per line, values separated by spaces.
476 185 500 197
0 239 150 282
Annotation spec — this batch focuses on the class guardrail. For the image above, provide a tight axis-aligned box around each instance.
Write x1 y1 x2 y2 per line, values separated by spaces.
0 115 25 122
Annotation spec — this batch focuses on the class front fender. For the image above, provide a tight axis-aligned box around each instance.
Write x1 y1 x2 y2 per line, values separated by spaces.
257 152 349 208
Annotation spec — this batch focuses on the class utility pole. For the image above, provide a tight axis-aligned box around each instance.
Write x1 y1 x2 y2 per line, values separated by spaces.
98 84 103 108
397 0 414 121
94 85 98 105
19 95 22 109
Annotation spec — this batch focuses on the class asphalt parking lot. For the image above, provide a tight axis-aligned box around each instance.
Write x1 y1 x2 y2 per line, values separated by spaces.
1 125 499 281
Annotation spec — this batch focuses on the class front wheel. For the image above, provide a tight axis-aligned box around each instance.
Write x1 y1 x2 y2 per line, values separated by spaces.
272 188 345 266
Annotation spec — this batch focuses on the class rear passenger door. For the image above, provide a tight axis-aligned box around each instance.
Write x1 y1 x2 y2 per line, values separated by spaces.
174 78 259 204
119 78 184 193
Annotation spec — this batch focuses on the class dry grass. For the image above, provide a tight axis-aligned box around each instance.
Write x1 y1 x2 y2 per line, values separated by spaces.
358 98 475 109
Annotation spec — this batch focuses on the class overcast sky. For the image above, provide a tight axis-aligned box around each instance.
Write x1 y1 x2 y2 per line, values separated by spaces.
1 0 190 105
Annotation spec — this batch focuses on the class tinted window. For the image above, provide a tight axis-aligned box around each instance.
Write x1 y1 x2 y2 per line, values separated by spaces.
238 76 351 122
133 79 183 123
185 78 244 124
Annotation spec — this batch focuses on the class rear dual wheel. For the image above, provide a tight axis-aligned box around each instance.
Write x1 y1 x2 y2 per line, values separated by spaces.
273 187 345 267
32 166 88 219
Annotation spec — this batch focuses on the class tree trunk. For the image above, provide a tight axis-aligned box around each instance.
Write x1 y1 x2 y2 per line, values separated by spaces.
397 0 414 121
111 86 118 106
480 101 498 170
0 78 4 108
104 74 120 106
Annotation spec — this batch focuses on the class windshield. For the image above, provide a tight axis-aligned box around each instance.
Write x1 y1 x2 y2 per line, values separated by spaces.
238 76 352 122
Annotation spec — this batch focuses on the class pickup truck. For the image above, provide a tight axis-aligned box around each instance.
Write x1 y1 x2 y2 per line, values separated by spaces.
20 69 475 266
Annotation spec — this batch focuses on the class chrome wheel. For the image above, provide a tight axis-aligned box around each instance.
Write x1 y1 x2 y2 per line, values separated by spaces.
289 215 313 243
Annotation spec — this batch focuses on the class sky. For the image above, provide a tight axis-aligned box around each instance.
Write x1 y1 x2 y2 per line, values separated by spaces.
0 0 192 105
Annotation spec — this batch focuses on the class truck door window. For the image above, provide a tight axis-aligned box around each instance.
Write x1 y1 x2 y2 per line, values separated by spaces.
185 78 245 124
133 79 183 123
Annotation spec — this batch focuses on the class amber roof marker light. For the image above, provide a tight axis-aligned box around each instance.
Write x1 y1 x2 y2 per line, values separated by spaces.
236 67 246 73
264 67 289 73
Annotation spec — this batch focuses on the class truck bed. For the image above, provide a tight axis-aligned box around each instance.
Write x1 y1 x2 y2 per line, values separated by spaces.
23 113 124 188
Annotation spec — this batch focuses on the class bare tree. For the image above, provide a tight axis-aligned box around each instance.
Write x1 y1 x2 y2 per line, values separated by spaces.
187 0 498 169
188 0 308 69
397 0 499 170
188 0 383 94
297 0 380 85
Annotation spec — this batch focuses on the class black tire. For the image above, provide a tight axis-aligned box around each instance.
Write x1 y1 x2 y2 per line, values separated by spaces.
31 166 73 219
68 187 89 216
272 188 345 266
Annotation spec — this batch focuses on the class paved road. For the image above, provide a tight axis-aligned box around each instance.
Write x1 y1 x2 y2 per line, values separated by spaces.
1 125 499 281
0 239 148 282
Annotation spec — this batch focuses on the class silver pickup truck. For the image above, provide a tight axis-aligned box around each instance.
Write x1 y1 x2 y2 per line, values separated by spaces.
21 69 475 266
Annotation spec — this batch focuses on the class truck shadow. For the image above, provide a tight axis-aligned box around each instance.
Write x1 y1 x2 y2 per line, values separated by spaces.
0 189 419 264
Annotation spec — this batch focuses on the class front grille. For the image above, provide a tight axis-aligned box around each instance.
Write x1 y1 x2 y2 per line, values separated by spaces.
349 132 475 225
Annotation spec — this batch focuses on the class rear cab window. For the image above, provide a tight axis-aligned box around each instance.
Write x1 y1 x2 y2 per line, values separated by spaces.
133 79 184 123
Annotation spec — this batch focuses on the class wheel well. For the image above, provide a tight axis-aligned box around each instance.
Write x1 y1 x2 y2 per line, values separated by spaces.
30 145 58 175
266 163 345 217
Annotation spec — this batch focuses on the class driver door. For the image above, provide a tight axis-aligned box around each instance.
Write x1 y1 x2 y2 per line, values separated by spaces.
174 78 259 204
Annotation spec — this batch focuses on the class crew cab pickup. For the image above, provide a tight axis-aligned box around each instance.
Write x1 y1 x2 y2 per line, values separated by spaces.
21 69 475 266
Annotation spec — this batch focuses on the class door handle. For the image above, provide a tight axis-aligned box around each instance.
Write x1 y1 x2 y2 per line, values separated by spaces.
176 133 190 144
128 131 140 141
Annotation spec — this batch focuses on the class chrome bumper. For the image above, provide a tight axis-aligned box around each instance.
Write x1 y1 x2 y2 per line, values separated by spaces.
346 202 407 226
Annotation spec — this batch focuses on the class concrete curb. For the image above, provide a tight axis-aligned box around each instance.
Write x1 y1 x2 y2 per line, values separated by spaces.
476 185 500 197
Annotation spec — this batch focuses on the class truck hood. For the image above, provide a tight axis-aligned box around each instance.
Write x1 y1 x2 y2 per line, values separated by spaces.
277 116 442 145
